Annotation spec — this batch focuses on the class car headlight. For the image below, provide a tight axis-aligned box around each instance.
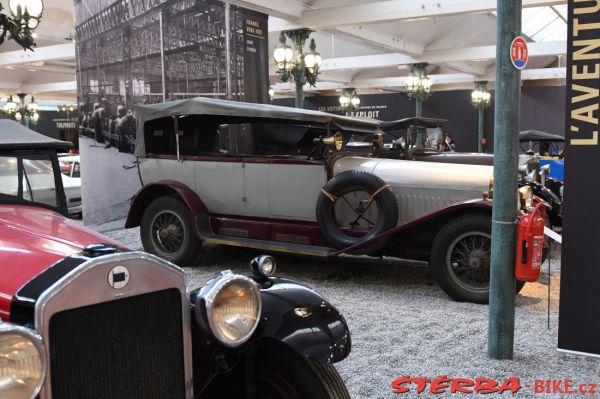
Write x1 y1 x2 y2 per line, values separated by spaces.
483 177 494 200
540 164 550 186
196 271 261 347
519 186 533 210
250 255 277 277
0 324 46 399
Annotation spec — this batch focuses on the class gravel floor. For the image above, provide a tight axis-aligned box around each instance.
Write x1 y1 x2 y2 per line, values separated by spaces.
106 227 599 399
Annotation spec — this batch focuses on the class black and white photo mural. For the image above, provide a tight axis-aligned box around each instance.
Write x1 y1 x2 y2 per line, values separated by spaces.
73 0 269 228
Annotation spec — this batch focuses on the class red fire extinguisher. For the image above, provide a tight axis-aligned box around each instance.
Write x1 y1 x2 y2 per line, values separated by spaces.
515 202 546 282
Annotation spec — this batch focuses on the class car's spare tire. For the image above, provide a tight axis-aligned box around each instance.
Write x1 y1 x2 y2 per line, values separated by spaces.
316 170 398 251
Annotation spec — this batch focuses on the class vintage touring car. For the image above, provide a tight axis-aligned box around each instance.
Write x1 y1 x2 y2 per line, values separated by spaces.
126 98 535 304
0 122 352 398
377 117 563 228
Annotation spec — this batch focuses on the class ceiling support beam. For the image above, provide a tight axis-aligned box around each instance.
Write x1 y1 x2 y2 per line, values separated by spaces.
268 17 425 56
0 43 76 67
336 26 424 55
299 0 566 29
313 41 566 73
272 67 567 94
228 0 304 20
20 81 77 94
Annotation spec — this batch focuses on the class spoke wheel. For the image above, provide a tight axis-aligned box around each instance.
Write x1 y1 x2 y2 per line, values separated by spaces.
151 210 185 255
140 196 200 265
446 231 491 294
430 214 495 304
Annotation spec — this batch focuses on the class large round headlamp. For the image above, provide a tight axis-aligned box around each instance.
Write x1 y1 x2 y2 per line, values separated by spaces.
197 271 261 347
0 324 46 399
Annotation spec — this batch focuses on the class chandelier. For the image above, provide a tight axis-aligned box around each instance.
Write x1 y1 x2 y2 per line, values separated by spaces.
3 94 39 122
273 28 321 108
339 88 360 111
405 63 432 101
471 81 492 107
0 0 44 51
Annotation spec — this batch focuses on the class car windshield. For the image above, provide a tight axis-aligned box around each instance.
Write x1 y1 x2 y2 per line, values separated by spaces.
0 154 60 209
60 160 81 178
406 125 444 151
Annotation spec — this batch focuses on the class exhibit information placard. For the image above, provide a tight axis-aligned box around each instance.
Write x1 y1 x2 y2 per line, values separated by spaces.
558 0 600 358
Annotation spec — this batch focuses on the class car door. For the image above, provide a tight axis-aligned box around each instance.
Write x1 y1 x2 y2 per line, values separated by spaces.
268 162 327 221
192 123 246 216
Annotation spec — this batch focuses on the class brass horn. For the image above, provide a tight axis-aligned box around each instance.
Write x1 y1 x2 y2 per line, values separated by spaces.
323 132 343 151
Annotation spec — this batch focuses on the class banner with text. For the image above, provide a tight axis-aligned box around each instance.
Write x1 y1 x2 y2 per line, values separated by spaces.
558 0 600 357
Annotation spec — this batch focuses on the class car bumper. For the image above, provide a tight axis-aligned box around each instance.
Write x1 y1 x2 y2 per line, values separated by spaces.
68 204 82 215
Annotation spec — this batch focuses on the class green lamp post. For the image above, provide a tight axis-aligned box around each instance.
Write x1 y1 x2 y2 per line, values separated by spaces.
273 29 321 109
405 62 432 117
471 81 492 152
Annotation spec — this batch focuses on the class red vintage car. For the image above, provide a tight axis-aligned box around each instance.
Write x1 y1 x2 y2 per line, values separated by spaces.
0 120 352 399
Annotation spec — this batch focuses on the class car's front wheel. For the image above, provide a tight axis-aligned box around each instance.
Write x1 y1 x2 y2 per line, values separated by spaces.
140 196 200 265
430 214 525 304
256 342 350 399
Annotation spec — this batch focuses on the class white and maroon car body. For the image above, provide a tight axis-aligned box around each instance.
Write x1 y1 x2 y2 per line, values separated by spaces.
126 98 510 303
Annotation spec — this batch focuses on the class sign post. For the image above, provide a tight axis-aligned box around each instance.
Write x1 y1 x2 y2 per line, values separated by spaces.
488 0 522 360
558 0 600 358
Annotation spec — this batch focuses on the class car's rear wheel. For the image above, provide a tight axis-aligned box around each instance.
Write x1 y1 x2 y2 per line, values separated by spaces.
316 170 398 251
256 342 350 399
431 214 525 304
140 196 200 265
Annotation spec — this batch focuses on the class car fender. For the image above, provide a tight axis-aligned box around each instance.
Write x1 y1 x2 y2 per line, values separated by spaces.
125 180 208 237
190 277 351 394
252 277 351 364
334 199 493 257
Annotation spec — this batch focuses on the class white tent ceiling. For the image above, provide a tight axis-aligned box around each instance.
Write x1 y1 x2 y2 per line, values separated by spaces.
0 0 567 107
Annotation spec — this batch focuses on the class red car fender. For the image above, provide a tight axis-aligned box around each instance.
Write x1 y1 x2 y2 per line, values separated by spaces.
125 180 208 239
332 199 493 256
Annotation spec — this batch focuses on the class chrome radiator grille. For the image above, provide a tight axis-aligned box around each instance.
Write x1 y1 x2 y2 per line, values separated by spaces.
48 288 185 399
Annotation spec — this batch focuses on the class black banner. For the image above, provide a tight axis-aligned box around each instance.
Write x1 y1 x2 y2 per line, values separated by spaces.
558 0 600 357
242 10 269 103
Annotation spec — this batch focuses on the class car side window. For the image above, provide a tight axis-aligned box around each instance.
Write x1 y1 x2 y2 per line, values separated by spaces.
0 156 18 197
0 155 58 207
218 124 254 155
22 158 58 207
73 162 81 178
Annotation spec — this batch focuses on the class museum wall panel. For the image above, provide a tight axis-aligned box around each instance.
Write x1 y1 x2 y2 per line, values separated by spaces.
73 0 268 227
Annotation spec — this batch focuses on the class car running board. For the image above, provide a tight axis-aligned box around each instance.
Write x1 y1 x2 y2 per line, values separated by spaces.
203 235 334 257
196 214 335 257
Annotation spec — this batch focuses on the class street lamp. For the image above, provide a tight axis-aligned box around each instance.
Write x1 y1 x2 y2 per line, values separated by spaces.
339 88 360 111
273 29 321 109
471 81 492 152
3 93 39 125
405 63 432 117
0 0 44 51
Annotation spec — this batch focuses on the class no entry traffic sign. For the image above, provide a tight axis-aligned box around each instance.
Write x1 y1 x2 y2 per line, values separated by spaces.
510 36 528 69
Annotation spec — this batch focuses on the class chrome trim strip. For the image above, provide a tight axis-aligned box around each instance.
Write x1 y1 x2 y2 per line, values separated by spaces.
34 251 193 399
557 348 600 359
0 323 47 399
